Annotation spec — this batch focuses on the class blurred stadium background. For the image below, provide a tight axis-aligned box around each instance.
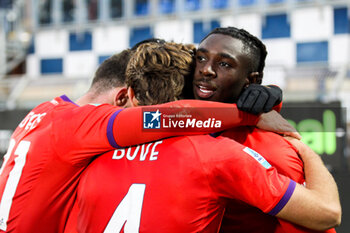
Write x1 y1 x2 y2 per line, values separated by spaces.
0 0 349 231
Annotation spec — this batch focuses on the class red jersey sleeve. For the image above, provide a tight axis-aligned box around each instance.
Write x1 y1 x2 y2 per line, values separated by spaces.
52 102 122 163
189 136 295 215
113 100 259 147
52 97 258 163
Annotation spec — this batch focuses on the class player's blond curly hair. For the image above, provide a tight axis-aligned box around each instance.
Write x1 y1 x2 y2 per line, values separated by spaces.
126 41 195 106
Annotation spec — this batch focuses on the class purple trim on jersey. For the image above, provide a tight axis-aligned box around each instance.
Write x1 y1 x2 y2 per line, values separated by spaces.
268 180 296 216
60 95 79 106
107 109 124 148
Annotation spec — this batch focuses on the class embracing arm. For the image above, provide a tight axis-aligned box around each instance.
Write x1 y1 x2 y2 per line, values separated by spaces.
113 100 258 147
276 137 341 230
113 101 302 148
256 110 301 139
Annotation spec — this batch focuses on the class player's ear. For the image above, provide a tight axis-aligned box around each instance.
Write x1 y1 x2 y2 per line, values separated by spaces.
248 72 262 84
114 87 129 107
127 87 139 107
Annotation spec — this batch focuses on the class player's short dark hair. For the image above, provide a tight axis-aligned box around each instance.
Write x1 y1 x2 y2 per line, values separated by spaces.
202 27 267 84
90 49 133 94
126 42 195 105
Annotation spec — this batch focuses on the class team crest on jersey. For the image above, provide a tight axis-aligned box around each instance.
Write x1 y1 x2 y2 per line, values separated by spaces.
243 147 271 169
143 110 161 129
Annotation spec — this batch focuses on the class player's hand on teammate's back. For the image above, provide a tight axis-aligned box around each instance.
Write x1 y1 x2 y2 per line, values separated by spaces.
256 110 301 140
237 84 282 115
283 136 309 154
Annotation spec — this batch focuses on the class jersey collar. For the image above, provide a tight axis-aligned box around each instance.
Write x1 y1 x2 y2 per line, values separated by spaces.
60 95 79 106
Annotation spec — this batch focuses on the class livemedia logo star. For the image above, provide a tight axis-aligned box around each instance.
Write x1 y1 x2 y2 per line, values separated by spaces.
143 110 162 129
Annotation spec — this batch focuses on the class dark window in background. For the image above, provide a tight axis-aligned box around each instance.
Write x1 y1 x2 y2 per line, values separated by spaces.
262 13 290 39
111 0 123 18
334 7 350 34
193 20 220 44
297 41 328 63
129 26 153 47
39 0 52 25
0 0 13 9
86 0 98 21
185 0 201 11
41 58 63 74
63 0 75 23
69 31 92 51
159 0 175 14
212 0 228 9
135 0 149 16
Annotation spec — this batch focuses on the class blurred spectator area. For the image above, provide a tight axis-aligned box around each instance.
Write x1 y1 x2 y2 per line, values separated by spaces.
28 0 342 26
0 75 90 109
1 0 350 112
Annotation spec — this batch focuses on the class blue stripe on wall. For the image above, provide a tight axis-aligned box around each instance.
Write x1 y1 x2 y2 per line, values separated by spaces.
297 41 328 63
334 7 350 34
159 0 175 14
238 0 257 7
69 31 92 51
212 0 229 9
262 13 290 39
135 0 149 15
129 26 153 48
193 20 220 44
41 58 63 74
185 0 201 11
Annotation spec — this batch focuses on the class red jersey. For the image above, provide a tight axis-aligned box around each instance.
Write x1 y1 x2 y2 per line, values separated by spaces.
72 135 295 233
219 127 335 233
0 95 257 233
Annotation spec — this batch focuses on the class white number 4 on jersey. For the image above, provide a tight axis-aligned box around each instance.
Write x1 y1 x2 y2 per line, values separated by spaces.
104 184 146 233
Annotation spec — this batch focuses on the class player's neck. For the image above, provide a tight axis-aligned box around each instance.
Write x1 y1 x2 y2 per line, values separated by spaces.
75 92 113 106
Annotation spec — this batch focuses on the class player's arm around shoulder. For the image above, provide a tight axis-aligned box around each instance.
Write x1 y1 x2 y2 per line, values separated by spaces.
52 103 121 162
276 137 341 231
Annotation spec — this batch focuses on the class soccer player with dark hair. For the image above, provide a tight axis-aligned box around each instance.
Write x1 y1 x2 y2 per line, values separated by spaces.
193 26 337 233
67 41 340 233
194 27 282 114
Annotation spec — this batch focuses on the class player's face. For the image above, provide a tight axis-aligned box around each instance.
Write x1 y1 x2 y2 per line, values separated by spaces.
193 34 251 103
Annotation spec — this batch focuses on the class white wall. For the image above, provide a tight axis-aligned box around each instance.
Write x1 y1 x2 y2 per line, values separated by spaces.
291 6 333 42
93 26 129 54
154 20 193 44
